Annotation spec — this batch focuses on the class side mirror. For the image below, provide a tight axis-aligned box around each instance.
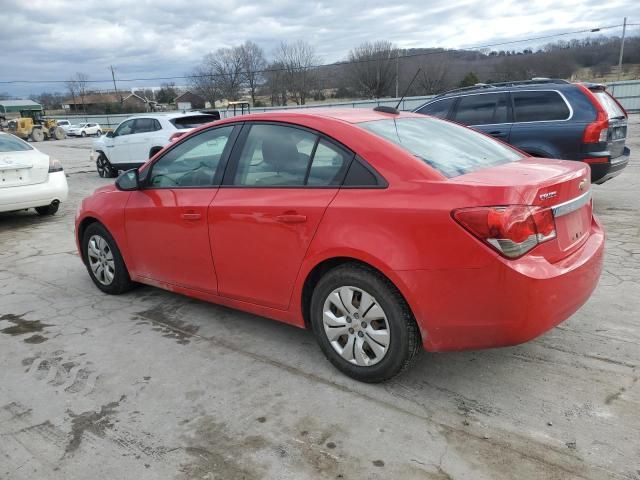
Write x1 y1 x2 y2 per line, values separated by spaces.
115 169 139 191
106 131 114 138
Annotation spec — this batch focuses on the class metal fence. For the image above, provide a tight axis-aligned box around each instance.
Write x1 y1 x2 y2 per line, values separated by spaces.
49 80 639 128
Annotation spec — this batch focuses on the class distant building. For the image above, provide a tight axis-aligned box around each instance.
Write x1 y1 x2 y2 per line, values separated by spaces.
0 99 43 117
62 92 148 113
174 91 205 110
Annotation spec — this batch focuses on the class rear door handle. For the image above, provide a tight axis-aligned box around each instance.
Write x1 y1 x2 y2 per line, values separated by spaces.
181 212 201 221
276 214 307 224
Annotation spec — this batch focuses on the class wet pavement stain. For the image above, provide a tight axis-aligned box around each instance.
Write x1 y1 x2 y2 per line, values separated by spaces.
133 304 200 345
0 313 52 340
64 395 126 456
24 334 48 344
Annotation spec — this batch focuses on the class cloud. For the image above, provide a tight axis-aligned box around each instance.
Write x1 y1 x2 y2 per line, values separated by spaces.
0 0 637 96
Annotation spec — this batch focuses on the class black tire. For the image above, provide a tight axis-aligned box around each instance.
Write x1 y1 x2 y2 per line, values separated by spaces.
310 263 420 383
31 128 44 142
96 153 117 178
35 203 59 215
82 223 134 295
96 130 102 137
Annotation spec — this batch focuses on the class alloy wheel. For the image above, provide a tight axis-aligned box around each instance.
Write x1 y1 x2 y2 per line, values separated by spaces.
87 235 115 285
322 286 390 366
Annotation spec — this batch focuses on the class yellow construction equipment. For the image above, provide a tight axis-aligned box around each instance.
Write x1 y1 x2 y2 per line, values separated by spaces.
9 110 66 142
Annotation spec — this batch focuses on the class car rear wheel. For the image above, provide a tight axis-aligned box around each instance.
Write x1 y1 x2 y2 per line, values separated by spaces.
310 263 420 383
35 202 59 216
82 223 134 294
96 130 102 137
96 153 116 178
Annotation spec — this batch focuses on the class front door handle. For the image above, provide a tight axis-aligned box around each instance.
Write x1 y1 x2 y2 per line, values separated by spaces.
276 213 307 224
181 212 201 221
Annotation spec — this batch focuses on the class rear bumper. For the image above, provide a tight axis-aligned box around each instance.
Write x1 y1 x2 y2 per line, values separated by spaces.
585 147 630 184
396 217 605 352
0 171 68 213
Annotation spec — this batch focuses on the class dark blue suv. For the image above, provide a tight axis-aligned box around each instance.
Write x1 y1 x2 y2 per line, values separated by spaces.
413 79 630 184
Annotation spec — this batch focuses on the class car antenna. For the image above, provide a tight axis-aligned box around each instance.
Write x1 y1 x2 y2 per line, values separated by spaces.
373 68 422 115
395 67 422 110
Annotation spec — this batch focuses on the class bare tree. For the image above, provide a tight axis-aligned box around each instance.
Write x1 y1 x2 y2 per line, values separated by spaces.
264 61 288 106
274 41 320 105
189 63 221 107
239 41 266 106
347 41 398 98
74 72 90 114
208 47 244 101
65 79 78 112
418 57 450 94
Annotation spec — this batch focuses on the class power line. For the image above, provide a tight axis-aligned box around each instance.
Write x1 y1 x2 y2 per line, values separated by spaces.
0 23 628 86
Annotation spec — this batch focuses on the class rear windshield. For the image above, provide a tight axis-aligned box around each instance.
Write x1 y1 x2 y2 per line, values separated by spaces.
170 115 219 130
0 134 32 152
359 117 522 178
594 91 626 119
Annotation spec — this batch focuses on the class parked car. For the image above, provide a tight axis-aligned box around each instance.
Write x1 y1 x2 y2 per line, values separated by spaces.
0 132 68 215
67 123 102 137
56 120 72 133
91 112 220 177
76 108 604 382
413 79 630 184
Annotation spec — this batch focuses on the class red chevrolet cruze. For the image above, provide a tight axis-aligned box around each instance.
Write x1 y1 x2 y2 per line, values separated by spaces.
76 108 604 382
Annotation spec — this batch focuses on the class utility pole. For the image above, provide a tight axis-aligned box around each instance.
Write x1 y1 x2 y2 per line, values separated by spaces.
617 17 627 81
110 65 123 104
395 50 399 98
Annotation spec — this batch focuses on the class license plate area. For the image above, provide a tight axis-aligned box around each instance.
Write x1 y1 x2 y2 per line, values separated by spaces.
555 207 590 251
0 168 31 187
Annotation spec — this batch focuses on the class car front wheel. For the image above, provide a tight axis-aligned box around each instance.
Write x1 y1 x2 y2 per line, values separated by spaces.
82 223 134 294
310 263 420 383
81 131 86 137
96 153 117 178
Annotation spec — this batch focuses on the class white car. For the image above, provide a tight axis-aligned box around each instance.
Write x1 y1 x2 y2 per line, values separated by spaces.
56 120 72 132
67 123 102 137
0 132 68 215
91 112 220 177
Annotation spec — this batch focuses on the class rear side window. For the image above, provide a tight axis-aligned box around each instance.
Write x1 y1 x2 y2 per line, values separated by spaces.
306 139 352 186
359 117 522 178
454 93 508 125
416 98 454 119
170 115 218 130
134 118 156 133
512 91 570 122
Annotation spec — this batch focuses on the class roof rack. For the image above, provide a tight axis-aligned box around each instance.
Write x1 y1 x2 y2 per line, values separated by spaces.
435 78 570 98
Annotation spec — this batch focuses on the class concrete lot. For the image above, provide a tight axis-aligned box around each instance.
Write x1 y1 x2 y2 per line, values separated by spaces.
1 120 639 480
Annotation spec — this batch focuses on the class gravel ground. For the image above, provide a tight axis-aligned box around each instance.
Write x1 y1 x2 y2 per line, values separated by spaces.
0 120 639 480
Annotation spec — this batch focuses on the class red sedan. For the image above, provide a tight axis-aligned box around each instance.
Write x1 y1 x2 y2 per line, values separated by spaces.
75 108 604 382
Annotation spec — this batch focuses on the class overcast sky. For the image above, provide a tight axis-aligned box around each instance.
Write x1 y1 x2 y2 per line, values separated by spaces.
0 0 637 96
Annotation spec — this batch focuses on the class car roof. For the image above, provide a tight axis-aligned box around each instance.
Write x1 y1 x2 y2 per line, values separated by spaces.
216 108 424 125
127 112 219 121
432 79 576 100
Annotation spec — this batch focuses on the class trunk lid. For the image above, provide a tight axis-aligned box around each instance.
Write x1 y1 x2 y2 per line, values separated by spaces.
0 150 50 188
453 158 592 262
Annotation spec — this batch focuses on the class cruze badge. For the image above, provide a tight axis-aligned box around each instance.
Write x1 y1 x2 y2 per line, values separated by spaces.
578 179 587 191
539 191 557 201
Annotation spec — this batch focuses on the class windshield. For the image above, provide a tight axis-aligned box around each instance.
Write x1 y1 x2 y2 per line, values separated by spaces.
359 117 522 178
0 134 33 152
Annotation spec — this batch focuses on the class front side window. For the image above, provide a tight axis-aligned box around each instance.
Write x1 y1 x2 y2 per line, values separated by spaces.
149 126 234 188
114 120 135 136
513 91 570 122
416 98 454 119
359 117 522 178
454 93 508 125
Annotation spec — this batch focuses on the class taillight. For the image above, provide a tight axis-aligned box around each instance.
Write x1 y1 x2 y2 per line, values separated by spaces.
578 84 608 144
48 157 64 173
169 132 186 142
453 205 556 259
